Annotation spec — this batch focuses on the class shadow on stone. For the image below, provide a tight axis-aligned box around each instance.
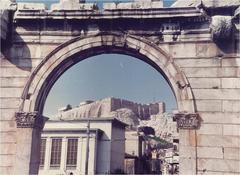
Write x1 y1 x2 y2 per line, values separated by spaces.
3 31 32 72
214 37 237 54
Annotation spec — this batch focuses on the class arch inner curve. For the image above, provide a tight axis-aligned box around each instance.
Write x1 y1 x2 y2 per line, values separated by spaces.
20 32 195 115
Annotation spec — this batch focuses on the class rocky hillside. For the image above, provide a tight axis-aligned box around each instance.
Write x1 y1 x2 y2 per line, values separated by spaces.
139 113 178 142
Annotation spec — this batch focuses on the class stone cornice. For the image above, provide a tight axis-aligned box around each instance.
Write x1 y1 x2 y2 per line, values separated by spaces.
14 7 203 20
15 111 48 129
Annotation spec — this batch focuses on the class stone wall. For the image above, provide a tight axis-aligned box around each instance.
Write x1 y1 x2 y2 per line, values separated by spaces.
173 41 240 175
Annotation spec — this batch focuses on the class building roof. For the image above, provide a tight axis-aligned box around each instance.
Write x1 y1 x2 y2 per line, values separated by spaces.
48 117 128 127
42 128 103 135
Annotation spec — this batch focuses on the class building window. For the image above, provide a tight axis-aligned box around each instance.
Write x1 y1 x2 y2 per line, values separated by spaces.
50 138 62 167
40 138 46 167
66 138 78 167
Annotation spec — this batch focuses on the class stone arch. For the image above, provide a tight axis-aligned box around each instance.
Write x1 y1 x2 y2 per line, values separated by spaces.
15 31 198 175
20 31 195 114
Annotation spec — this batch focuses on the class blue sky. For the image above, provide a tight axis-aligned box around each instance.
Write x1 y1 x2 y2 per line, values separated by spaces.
15 0 177 116
44 54 177 116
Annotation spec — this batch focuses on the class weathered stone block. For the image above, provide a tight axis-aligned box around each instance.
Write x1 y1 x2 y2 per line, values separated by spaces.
0 155 14 166
0 88 22 98
223 125 240 136
195 42 219 58
197 135 240 147
179 130 196 146
200 112 240 124
198 158 240 172
222 58 240 67
0 121 16 132
0 57 41 69
0 167 13 175
0 57 14 67
193 89 240 100
13 34 40 44
0 67 30 78
0 109 17 120
0 77 27 87
183 67 240 78
39 35 73 44
0 98 20 109
179 146 196 158
178 99 196 112
176 58 221 67
197 147 223 159
0 143 16 154
184 67 219 77
25 44 41 59
197 124 222 135
170 43 196 58
223 101 240 112
224 148 240 160
222 78 240 88
0 132 16 143
188 78 221 89
218 67 240 78
39 44 58 58
170 42 220 59
180 157 197 175
196 100 222 112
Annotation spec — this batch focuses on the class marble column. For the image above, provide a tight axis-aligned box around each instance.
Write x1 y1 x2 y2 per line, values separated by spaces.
60 137 67 171
174 112 200 175
14 111 48 175
44 137 51 171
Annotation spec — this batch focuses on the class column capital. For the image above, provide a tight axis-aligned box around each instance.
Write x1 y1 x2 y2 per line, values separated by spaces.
174 112 200 130
15 111 49 129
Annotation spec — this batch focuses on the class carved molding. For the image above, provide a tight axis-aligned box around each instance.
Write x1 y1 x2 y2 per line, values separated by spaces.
15 111 48 129
174 112 200 129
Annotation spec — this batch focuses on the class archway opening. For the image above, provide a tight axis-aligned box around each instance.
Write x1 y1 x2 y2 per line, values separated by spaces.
16 33 196 175
43 54 177 116
40 53 179 175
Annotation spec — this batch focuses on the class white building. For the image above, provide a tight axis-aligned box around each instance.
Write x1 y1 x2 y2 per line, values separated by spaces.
39 117 126 175
125 130 144 157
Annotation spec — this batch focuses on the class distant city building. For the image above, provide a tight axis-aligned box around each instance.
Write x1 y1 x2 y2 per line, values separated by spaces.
54 97 165 121
39 117 126 175
39 98 177 175
124 130 146 174
125 130 145 158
